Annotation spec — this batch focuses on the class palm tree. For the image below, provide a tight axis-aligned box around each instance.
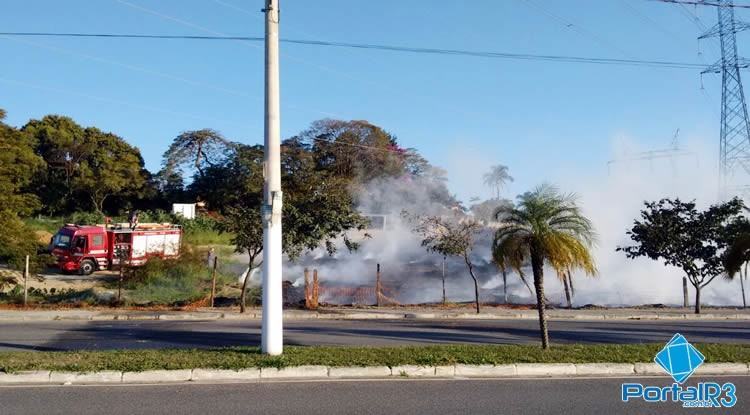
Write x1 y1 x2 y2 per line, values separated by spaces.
483 165 513 200
493 184 597 349
723 234 750 309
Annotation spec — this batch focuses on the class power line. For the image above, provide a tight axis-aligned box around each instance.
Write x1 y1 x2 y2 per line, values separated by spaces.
651 0 750 8
0 31 709 69
521 0 634 58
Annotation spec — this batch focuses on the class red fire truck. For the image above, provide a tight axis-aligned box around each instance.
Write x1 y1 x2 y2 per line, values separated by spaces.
50 223 182 275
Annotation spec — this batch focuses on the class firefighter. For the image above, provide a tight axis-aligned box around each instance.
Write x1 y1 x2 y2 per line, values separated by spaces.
128 210 139 230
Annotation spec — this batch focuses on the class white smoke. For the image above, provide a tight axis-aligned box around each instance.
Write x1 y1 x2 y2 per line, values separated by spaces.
538 133 744 307
249 132 747 307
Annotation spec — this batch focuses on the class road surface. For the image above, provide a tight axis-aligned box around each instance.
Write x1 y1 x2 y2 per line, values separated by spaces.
0 319 747 351
0 376 746 414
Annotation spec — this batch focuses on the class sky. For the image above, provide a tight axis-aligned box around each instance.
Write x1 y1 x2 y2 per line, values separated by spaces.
0 0 739 203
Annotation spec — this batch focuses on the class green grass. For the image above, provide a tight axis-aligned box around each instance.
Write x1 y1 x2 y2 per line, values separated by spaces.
121 250 238 306
23 217 64 234
0 344 748 373
183 229 234 246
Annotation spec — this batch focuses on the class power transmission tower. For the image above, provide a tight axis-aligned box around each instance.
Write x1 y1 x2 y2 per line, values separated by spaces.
699 0 750 196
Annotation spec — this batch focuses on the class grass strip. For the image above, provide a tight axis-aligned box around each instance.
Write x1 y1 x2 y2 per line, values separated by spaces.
1 344 748 373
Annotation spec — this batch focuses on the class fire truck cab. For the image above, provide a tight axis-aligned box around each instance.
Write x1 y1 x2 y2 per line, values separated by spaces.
50 223 182 275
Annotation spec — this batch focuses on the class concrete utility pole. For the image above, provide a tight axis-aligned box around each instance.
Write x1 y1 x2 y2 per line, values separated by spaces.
261 0 283 355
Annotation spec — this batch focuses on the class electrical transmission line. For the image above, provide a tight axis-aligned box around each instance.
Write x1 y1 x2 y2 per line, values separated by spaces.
0 31 710 70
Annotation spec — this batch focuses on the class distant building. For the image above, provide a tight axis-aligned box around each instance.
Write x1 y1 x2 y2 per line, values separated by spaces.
172 203 196 220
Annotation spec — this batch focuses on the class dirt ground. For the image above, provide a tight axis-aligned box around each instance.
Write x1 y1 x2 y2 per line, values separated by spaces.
0 268 115 293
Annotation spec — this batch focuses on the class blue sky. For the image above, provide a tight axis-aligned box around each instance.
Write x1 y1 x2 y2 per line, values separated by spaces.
0 0 738 202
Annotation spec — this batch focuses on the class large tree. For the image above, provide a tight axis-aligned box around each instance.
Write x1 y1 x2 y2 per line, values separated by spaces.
162 129 233 180
494 185 597 349
618 198 745 314
23 115 147 214
301 119 409 183
75 128 148 213
0 109 44 267
220 140 368 312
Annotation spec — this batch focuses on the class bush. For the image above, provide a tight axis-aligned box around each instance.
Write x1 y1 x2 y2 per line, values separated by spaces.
65 211 105 225
123 249 235 306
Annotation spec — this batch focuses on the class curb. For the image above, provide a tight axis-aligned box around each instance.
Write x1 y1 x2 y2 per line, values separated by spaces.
0 363 747 385
1 311 749 322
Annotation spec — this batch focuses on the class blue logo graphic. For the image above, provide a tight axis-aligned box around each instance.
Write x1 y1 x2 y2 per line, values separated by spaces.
654 333 705 384
621 334 737 408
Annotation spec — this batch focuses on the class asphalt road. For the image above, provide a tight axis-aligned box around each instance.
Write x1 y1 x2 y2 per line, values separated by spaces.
0 376 747 414
0 319 747 351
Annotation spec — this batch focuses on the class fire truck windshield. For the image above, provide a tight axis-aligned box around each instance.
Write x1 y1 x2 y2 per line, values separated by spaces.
52 233 72 249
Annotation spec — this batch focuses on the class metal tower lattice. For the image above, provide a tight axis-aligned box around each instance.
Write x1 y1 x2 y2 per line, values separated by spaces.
700 0 750 194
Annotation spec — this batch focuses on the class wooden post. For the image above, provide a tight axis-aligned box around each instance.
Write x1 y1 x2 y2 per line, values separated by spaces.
23 255 29 307
376 263 382 307
304 268 311 309
312 269 319 309
209 256 218 308
118 260 124 304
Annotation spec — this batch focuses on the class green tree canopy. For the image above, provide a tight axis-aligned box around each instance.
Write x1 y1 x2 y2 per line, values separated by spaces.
162 129 234 179
618 197 745 314
0 109 44 266
219 140 368 312
23 115 148 214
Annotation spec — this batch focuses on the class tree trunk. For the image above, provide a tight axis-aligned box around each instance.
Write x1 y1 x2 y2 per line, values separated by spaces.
562 273 572 309
741 264 748 309
502 268 508 304
694 284 701 315
683 277 689 308
240 255 256 314
442 256 446 305
530 244 549 349
465 254 480 314
195 141 204 178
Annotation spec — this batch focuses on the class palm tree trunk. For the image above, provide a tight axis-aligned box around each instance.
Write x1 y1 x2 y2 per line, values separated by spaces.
562 273 572 309
567 270 575 298
518 270 534 297
502 268 508 304
530 244 549 349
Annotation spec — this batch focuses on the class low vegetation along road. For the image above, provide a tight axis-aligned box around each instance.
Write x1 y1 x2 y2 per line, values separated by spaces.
1 377 747 415
0 319 747 351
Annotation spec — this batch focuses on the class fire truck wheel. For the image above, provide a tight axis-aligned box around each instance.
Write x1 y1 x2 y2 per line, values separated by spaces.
79 260 96 276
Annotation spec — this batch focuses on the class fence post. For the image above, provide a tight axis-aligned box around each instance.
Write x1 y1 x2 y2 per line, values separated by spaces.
210 256 218 308
304 268 311 309
376 263 381 307
23 255 29 308
682 277 689 308
312 269 319 309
